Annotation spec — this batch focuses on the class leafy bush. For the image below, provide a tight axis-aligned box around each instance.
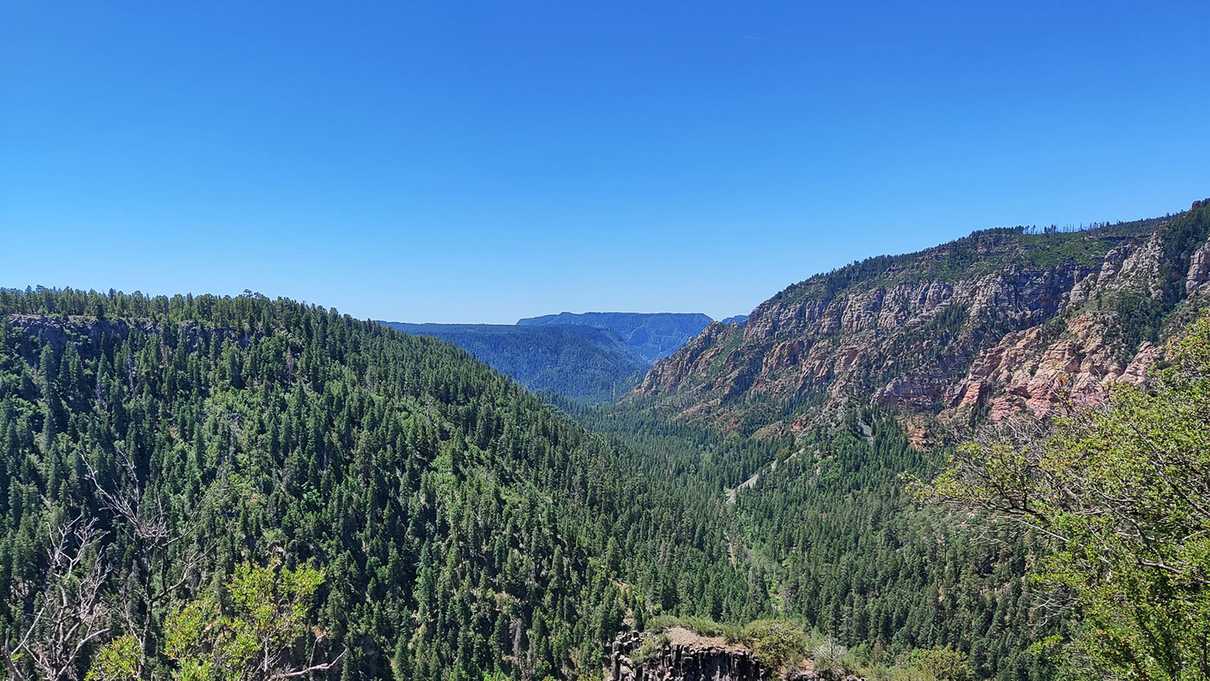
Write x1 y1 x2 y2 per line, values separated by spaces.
165 560 334 680
900 647 974 681
86 635 141 681
740 619 810 670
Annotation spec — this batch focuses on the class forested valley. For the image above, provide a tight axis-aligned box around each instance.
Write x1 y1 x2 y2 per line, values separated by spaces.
8 0 1210 678
0 283 1206 681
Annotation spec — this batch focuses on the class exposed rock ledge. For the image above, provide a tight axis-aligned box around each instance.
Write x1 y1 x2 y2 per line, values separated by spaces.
608 629 860 681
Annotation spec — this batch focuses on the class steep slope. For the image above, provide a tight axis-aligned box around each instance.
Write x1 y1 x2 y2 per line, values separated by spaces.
0 290 746 680
381 322 646 402
635 200 1210 435
518 312 713 363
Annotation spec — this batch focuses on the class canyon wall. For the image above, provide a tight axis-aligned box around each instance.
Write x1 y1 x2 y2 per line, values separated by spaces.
634 201 1210 435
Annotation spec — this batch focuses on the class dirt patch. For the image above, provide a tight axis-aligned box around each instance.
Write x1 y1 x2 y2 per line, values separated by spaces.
663 626 749 654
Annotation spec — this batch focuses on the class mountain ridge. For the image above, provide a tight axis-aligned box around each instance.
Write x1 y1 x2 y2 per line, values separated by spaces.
632 199 1210 437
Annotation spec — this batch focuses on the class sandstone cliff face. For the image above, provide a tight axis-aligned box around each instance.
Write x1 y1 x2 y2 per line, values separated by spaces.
634 201 1210 433
939 313 1156 424
1187 237 1210 296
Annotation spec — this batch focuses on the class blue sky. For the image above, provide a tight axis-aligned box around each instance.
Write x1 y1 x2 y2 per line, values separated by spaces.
3 1 1209 323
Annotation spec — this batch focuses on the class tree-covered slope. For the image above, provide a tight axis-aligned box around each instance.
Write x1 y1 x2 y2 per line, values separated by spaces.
0 288 1061 681
379 322 646 403
565 402 1055 681
517 313 712 364
0 289 750 680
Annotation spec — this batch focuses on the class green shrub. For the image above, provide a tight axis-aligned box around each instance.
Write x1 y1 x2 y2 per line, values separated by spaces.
900 647 974 681
86 635 142 681
740 619 809 670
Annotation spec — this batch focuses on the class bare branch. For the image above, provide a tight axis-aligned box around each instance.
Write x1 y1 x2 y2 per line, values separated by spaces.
5 510 110 681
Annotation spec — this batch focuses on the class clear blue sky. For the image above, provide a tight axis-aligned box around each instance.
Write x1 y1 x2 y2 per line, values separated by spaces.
3 1 1209 323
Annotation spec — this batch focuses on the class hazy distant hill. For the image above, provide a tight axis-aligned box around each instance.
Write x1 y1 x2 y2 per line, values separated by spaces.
382 312 715 402
517 311 712 363
381 322 647 402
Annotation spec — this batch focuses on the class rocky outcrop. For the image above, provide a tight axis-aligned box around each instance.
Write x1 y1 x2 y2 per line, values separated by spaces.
609 630 857 681
1187 238 1210 295
633 200 1210 433
3 314 245 360
939 312 1157 424
609 631 770 681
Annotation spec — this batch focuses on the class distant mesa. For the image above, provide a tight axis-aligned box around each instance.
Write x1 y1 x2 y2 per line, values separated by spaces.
720 314 748 326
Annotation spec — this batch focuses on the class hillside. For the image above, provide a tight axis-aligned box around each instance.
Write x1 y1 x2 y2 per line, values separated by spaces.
380 322 646 402
518 312 713 364
634 199 1210 436
0 290 754 680
0 289 1060 681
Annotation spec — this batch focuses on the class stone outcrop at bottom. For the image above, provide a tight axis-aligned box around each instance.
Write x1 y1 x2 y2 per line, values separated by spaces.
608 630 862 681
609 632 769 681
